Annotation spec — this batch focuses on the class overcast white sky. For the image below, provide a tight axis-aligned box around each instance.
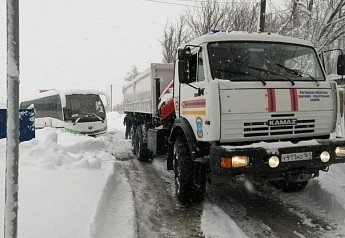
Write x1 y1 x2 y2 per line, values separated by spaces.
0 0 186 105
1 0 283 106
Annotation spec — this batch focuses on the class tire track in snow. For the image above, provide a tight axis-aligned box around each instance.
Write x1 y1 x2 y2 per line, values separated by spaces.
207 182 333 238
122 158 204 238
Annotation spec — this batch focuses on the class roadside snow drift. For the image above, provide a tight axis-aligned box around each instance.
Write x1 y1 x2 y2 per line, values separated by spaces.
0 128 113 237
201 202 247 238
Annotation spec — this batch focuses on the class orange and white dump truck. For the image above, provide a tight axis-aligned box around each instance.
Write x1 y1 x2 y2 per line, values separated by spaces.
123 31 345 204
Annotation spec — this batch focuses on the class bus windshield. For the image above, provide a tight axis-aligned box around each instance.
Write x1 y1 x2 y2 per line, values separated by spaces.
207 41 325 82
64 94 105 121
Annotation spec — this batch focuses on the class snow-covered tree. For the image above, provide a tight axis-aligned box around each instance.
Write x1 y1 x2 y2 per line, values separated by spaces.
124 65 140 81
274 0 345 51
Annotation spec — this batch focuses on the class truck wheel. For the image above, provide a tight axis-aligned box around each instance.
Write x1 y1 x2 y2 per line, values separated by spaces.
273 180 308 192
173 136 206 204
135 125 152 162
131 126 136 154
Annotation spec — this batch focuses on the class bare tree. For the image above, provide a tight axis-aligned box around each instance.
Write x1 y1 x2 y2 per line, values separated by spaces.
227 1 259 31
124 65 140 81
160 0 345 75
184 0 230 37
160 0 260 61
161 17 189 63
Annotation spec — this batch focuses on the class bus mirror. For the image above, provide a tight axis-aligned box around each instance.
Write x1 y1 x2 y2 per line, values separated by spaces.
337 54 345 75
178 59 189 84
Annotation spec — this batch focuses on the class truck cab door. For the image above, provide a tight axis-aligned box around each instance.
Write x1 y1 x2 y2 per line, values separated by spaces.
175 49 207 140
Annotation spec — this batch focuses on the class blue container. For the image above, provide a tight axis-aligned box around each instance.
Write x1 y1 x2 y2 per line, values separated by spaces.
0 109 35 142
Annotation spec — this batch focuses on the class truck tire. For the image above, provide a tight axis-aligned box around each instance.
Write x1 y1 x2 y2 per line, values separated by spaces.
273 180 308 192
131 126 136 154
135 125 152 162
173 136 206 204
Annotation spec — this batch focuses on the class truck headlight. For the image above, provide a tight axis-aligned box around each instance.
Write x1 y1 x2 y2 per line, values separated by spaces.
320 151 330 163
335 147 345 157
232 156 249 168
268 156 280 168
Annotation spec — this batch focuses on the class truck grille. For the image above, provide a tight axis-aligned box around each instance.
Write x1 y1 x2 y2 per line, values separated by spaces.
243 120 315 137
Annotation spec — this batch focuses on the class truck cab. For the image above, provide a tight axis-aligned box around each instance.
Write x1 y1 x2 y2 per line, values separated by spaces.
168 31 345 204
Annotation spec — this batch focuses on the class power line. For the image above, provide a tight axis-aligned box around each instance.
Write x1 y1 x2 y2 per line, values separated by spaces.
141 0 259 8
142 0 198 7
172 0 259 3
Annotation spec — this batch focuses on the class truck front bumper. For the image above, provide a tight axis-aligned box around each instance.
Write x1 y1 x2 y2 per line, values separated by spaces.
209 139 345 181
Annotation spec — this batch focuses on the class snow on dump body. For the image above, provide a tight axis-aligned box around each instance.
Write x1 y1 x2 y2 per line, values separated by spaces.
185 31 314 48
222 140 321 155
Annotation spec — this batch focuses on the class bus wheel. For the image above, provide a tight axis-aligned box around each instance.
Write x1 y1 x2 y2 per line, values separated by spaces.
173 136 206 204
135 125 152 162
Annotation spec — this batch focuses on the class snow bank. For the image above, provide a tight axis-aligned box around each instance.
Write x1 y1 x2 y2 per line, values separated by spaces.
18 166 109 238
201 202 247 238
0 128 114 238
19 131 102 169
89 162 136 238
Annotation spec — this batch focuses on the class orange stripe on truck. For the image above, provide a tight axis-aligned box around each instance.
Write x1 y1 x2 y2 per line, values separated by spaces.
181 110 206 115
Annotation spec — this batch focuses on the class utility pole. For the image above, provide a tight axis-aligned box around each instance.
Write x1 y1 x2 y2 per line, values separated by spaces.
259 0 266 32
5 0 20 237
110 84 113 111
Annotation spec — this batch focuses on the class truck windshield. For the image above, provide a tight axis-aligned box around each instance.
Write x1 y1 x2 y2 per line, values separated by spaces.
64 94 106 121
207 41 325 82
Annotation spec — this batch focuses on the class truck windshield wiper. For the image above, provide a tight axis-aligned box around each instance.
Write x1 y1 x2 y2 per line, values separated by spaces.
218 68 267 85
275 63 320 86
275 63 303 77
305 74 320 86
249 66 295 86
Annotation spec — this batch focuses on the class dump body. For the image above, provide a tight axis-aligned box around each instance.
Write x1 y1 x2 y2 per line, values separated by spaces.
123 63 174 115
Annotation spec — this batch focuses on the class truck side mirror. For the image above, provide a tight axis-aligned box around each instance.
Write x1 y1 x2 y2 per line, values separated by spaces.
337 54 345 75
178 59 189 84
178 47 193 84
178 48 191 60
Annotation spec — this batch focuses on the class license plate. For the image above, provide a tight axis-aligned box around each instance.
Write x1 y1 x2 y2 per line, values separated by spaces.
281 152 312 162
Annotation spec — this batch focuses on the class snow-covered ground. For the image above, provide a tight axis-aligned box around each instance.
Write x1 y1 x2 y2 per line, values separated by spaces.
0 112 136 238
1 111 345 237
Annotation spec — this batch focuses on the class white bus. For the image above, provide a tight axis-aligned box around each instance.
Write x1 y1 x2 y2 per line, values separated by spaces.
20 90 108 136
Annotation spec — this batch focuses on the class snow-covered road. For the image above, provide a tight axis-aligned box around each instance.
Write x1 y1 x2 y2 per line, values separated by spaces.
106 128 345 237
1 112 345 237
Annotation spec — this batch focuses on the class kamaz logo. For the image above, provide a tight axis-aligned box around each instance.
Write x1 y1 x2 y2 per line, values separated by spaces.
268 119 297 126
